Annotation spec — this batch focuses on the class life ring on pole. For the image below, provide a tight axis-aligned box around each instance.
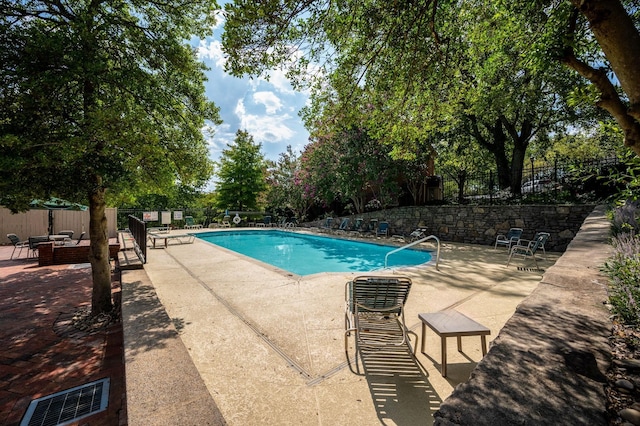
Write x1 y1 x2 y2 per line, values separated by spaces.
233 214 241 225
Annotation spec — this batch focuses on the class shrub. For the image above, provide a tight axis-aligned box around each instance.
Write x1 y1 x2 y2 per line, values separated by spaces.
604 232 640 326
611 200 640 236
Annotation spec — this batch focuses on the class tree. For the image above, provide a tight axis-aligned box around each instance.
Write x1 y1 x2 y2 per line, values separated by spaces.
0 0 220 314
222 0 640 160
215 130 267 211
266 145 314 221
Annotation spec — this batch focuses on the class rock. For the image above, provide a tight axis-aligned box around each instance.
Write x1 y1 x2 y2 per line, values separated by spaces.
615 379 635 393
615 359 640 372
620 408 640 426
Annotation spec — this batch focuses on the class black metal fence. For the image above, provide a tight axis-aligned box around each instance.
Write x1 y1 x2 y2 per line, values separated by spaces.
438 156 623 204
128 215 147 264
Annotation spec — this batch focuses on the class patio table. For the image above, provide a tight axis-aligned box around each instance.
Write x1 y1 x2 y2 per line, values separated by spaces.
419 310 490 377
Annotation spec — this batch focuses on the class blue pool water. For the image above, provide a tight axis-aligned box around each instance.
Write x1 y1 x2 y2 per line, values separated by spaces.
196 230 432 276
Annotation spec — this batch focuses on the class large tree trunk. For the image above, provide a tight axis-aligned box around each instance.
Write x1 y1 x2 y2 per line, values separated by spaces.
88 176 113 315
502 117 534 195
468 116 512 189
565 0 640 155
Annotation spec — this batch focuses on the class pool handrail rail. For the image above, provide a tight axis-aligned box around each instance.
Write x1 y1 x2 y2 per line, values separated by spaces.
384 235 440 270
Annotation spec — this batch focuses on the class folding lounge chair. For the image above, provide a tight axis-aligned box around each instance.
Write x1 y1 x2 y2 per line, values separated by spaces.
345 276 415 368
184 216 202 229
407 227 428 242
506 232 550 269
495 227 523 250
7 234 29 260
320 217 333 231
334 218 350 233
221 215 231 228
349 218 364 234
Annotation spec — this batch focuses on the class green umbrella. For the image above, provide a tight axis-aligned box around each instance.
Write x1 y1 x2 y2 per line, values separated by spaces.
30 197 88 211
29 198 88 235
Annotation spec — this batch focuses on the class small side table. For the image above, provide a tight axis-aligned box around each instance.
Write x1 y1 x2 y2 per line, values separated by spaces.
419 310 491 377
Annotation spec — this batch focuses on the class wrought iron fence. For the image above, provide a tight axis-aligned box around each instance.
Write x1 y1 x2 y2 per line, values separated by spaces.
438 156 622 204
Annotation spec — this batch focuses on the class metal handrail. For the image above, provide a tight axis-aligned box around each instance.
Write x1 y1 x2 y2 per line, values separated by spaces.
384 235 440 270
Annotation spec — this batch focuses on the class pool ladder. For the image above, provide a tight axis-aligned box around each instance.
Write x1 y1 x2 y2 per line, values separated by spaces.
384 235 440 271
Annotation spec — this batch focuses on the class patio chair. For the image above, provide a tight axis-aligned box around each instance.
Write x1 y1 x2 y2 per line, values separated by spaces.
494 227 523 250
506 232 550 269
406 225 428 242
184 216 195 229
364 219 378 237
349 218 364 234
376 221 389 237
7 234 29 260
334 218 350 233
28 236 51 258
221 215 231 228
64 232 86 246
345 276 415 367
320 217 333 231
531 231 550 259
58 230 74 244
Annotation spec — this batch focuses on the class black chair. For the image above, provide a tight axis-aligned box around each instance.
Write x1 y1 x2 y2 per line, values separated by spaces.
7 234 29 260
74 232 86 245
28 236 51 258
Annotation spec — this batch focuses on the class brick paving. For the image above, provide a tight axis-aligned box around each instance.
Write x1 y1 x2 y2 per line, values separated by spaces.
0 246 125 426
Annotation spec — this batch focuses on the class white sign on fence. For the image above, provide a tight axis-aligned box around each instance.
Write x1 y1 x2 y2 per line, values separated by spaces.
143 211 158 221
161 211 171 225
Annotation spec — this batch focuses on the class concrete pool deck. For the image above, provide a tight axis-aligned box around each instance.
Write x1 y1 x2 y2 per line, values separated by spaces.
123 227 569 425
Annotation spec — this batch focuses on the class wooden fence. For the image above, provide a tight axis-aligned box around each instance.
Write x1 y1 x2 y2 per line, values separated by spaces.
1 207 118 244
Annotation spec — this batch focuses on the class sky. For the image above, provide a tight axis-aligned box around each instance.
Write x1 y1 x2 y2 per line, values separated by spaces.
194 10 311 171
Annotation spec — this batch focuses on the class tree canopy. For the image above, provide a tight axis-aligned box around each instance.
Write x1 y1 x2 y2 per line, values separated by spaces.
0 0 221 314
222 0 640 161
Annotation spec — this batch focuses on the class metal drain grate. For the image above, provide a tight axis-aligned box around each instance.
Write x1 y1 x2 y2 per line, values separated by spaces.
20 378 109 426
517 266 544 272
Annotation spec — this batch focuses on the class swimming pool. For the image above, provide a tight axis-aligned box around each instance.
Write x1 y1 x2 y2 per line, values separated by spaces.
196 230 433 276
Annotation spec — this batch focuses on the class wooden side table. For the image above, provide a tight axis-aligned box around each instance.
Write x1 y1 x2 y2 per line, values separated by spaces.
418 310 491 377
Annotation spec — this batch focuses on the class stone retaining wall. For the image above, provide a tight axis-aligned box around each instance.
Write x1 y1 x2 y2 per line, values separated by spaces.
305 204 598 252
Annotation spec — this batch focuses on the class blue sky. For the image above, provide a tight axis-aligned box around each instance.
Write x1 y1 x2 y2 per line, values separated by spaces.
194 10 311 169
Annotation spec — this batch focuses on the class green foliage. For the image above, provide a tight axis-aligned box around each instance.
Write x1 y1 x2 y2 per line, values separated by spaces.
604 228 640 326
223 0 602 197
0 0 220 210
0 0 220 314
215 130 267 211
265 146 311 220
298 125 404 214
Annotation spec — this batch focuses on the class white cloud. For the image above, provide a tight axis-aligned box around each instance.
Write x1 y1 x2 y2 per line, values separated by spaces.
260 69 295 95
235 99 295 143
253 91 283 114
197 39 226 69
212 9 226 31
204 122 234 161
